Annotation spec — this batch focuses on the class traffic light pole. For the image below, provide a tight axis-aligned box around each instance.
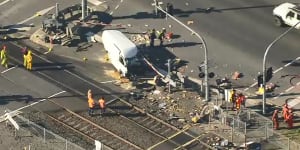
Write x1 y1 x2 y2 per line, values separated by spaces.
262 21 300 114
154 5 209 101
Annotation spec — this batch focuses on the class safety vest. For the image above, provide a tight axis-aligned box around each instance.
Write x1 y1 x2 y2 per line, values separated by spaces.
99 98 105 109
0 50 7 59
27 52 32 63
88 99 95 108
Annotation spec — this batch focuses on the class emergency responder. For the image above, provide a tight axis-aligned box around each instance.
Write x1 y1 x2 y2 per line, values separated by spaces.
88 89 93 100
87 89 95 116
26 50 33 70
98 96 106 116
229 89 236 110
0 45 8 68
287 109 293 129
21 47 28 67
282 103 289 122
157 28 166 46
236 93 242 111
149 29 156 47
240 93 246 108
272 109 279 130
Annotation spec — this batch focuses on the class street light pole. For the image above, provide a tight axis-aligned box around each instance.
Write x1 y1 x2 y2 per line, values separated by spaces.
262 21 300 114
155 5 209 101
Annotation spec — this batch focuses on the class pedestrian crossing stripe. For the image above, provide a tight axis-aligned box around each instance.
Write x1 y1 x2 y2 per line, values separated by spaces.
287 96 300 108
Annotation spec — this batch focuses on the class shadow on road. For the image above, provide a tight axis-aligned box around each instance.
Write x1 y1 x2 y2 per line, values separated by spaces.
0 95 33 105
32 62 75 71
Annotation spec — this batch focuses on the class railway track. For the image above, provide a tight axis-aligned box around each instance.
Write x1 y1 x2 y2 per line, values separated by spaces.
5 41 216 149
45 100 143 150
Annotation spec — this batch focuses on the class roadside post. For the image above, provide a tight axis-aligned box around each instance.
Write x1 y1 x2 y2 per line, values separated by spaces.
262 21 300 114
153 4 210 101
167 59 171 93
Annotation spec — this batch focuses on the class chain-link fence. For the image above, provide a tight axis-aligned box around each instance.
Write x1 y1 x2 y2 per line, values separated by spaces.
0 108 84 150
209 103 300 150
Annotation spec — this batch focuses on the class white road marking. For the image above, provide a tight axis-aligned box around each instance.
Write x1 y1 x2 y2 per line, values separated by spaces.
0 0 10 6
88 0 104 6
285 86 294 92
115 5 119 10
272 92 284 99
243 56 300 91
18 6 55 24
121 0 123 2
109 11 113 15
273 67 283 73
287 96 300 108
100 80 118 83
243 82 257 91
1 66 17 73
0 91 66 118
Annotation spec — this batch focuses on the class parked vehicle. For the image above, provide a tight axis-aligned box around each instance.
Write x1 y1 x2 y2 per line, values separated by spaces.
102 30 142 77
273 2 300 29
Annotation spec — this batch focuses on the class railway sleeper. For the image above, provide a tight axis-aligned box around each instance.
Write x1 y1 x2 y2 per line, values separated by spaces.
63 116 73 122
90 132 98 138
83 127 96 135
79 124 90 131
149 122 162 130
158 128 174 136
67 120 77 126
106 138 123 147
144 119 156 126
73 123 81 129
57 114 65 120
138 116 151 124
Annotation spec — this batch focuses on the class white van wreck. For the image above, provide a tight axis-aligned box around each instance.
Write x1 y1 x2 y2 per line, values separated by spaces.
102 30 142 77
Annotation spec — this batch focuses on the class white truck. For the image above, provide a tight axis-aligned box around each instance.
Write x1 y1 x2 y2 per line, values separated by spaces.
273 2 300 29
102 30 142 77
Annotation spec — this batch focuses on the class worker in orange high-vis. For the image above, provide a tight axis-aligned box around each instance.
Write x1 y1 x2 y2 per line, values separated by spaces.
287 109 294 129
87 89 95 116
98 96 106 116
272 109 279 130
282 103 289 122
88 98 95 116
236 93 242 111
87 89 93 100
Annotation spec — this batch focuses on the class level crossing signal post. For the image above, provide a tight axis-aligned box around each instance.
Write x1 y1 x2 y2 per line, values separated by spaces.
262 21 300 114
152 2 211 102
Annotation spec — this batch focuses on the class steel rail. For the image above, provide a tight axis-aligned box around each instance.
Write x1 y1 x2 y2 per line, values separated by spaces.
48 99 143 150
105 99 184 148
8 41 214 149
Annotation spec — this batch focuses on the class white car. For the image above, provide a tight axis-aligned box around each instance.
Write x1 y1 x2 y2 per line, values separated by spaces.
273 2 300 29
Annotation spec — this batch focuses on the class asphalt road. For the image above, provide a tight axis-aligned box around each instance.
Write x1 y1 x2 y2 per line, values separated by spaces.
108 0 299 81
106 0 300 108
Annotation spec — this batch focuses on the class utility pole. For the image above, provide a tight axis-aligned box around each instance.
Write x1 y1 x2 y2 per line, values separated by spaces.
262 21 300 114
81 0 87 21
153 4 210 101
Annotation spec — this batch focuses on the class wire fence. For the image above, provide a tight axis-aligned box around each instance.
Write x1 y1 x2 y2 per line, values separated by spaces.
0 108 84 150
209 102 300 150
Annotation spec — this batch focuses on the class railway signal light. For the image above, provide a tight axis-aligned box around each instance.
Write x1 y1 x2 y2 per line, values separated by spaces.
257 74 263 87
266 67 273 82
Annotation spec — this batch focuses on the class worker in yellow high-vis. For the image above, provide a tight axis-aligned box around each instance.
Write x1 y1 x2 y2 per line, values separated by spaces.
21 47 28 67
26 50 32 70
0 45 8 68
